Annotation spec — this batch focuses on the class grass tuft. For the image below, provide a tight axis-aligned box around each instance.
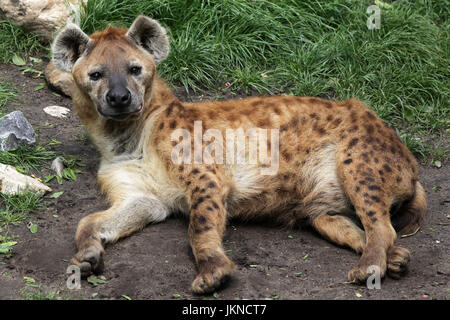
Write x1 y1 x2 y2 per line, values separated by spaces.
0 19 46 63
0 145 56 175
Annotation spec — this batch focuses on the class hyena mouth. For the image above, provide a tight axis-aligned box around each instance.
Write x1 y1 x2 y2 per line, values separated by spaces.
98 104 143 121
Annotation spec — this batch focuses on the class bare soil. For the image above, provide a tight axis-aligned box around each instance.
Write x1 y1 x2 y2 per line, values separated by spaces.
0 58 448 300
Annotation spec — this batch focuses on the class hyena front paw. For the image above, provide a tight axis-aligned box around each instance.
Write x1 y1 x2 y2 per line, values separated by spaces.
347 247 386 283
69 245 104 278
192 253 236 294
387 246 410 279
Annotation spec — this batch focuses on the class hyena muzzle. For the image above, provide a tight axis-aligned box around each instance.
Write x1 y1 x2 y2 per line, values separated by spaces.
51 15 427 294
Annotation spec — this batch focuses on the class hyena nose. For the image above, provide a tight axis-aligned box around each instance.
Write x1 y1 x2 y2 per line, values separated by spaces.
106 87 131 109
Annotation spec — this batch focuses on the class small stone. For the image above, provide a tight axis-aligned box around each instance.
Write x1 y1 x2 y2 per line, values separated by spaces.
0 111 35 151
0 163 51 195
44 105 70 119
51 157 65 177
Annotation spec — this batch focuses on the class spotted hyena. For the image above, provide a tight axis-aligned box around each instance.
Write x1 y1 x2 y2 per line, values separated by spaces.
51 16 426 294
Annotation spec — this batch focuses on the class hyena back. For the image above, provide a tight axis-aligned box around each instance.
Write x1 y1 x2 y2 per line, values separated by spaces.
52 15 426 293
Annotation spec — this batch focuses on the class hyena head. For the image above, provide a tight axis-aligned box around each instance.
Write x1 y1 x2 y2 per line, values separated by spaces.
52 16 170 121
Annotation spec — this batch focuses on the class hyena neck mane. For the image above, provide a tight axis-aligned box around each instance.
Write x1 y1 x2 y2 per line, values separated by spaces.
73 74 180 159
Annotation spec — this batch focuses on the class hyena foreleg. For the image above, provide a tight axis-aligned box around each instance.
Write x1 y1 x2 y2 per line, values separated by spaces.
186 170 235 294
70 195 169 277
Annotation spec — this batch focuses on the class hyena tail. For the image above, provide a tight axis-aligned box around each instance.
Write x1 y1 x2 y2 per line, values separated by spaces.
391 181 427 235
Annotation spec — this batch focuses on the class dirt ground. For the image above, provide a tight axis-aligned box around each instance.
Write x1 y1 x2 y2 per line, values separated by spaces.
0 58 448 300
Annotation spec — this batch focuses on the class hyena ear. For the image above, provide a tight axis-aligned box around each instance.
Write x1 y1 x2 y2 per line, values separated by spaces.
52 23 90 73
126 15 170 64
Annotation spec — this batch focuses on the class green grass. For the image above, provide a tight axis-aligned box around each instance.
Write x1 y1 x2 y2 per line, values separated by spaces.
20 286 61 300
0 81 17 116
0 191 45 226
78 0 449 155
0 145 56 175
0 19 46 64
0 190 45 257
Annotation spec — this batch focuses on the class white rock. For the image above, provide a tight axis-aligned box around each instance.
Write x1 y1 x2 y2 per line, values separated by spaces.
0 163 51 195
44 105 70 118
0 0 86 41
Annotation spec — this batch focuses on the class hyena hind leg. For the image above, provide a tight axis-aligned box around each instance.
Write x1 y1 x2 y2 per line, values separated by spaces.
311 213 366 253
70 195 169 277
311 213 411 279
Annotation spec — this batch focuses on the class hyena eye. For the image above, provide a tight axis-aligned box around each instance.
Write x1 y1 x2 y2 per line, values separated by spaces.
89 72 102 81
129 66 142 76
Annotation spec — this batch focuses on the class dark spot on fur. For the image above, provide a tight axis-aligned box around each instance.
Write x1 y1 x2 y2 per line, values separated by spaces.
326 115 333 121
332 118 342 127
282 150 292 162
194 225 212 234
365 111 375 119
343 159 353 164
198 215 207 224
191 168 200 175
370 195 381 203
258 118 271 127
206 206 214 211
367 210 376 217
348 138 359 149
396 176 402 183
207 181 217 189
310 113 319 120
211 201 219 209
365 124 375 134
355 186 360 192
273 107 281 115
368 184 381 191
313 124 326 135
371 217 378 223
382 164 392 173
159 122 164 130
169 120 177 129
